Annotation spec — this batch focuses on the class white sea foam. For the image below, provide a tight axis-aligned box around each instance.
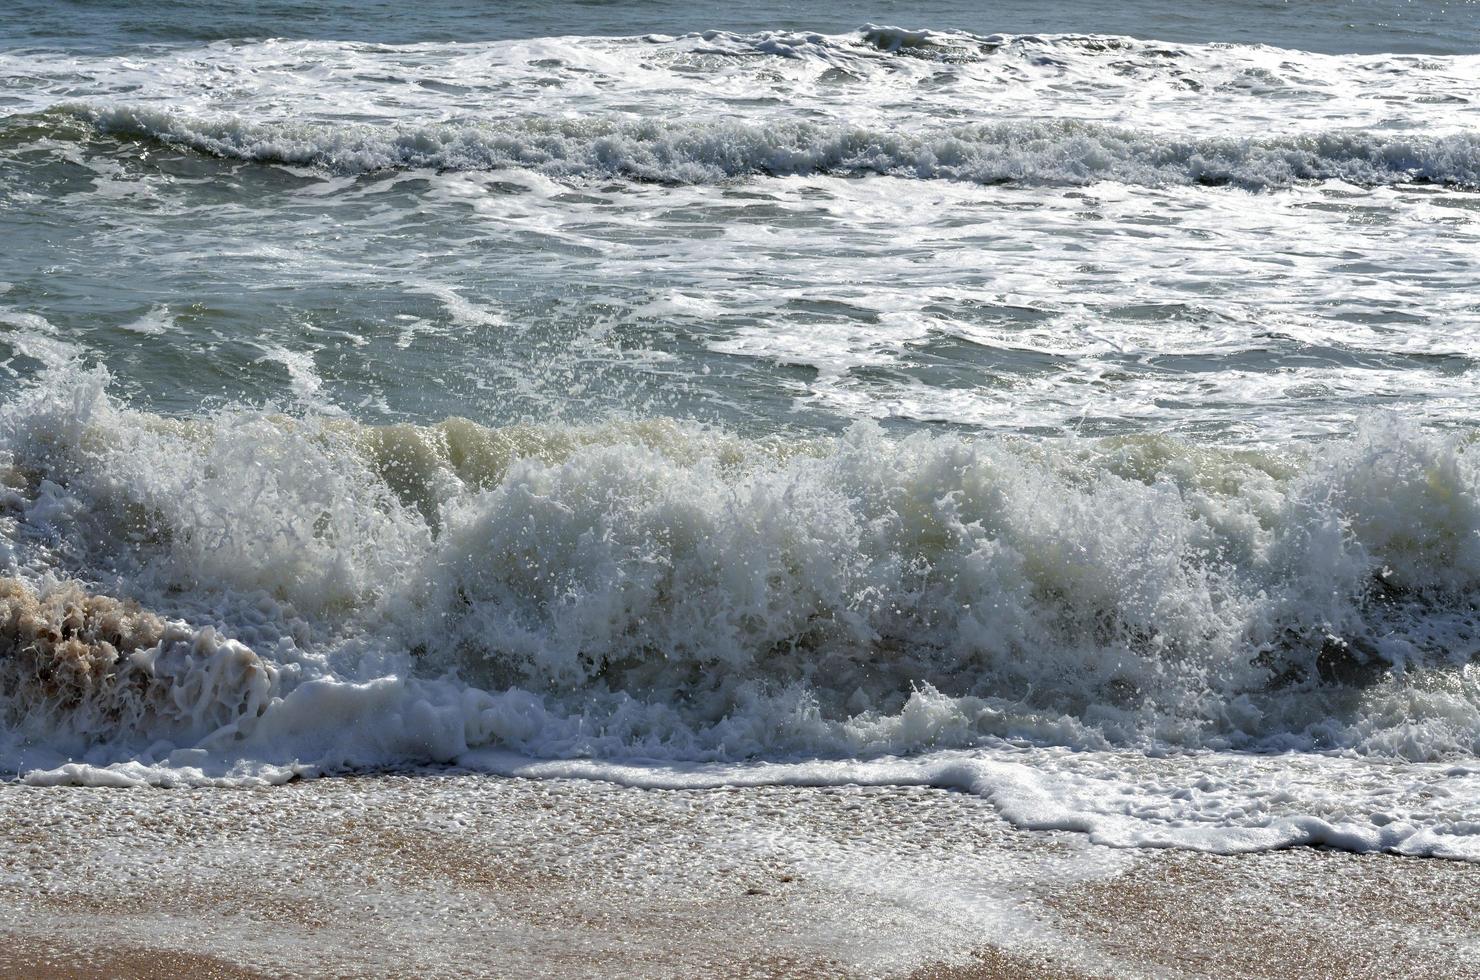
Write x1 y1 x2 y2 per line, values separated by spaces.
4 29 1476 137
118 305 176 336
5 27 1476 443
463 749 1480 861
61 104 1480 189
1 367 1478 856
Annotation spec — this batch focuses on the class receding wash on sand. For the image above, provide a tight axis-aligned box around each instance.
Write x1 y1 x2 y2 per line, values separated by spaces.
1 0 1478 976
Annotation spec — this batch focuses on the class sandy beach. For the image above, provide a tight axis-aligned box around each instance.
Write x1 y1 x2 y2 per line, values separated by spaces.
2 771 1475 979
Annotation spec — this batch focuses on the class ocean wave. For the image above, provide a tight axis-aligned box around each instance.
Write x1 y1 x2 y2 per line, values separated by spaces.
3 366 1479 766
47 104 1480 189
678 25 1194 66
670 24 1006 63
4 367 1480 854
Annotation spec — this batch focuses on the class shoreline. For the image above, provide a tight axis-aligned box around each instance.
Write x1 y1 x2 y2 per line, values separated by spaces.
2 771 1476 979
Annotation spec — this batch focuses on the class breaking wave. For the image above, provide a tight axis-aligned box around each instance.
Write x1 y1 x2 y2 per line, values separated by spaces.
46 104 1480 189
666 25 1178 65
4 366 1478 855
3 365 1479 764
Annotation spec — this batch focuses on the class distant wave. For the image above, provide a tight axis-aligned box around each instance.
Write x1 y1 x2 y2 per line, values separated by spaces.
675 24 1193 64
48 104 1480 189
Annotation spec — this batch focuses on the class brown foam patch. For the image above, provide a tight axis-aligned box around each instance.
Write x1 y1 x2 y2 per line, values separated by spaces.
0 578 276 738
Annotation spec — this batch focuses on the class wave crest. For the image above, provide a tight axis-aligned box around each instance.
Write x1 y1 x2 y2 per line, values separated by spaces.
3 368 1479 767
49 104 1480 189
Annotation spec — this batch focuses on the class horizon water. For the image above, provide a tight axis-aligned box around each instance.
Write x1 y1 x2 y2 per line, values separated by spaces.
2 0 1480 861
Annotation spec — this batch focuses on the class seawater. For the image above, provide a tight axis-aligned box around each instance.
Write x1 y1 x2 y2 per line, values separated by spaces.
1 1 1479 859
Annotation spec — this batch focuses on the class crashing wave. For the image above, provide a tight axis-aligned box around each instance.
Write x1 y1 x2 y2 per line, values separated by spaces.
2 366 1479 768
2 367 1480 856
48 104 1480 189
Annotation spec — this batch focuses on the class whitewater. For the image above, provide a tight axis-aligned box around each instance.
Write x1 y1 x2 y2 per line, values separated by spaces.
2 3 1479 866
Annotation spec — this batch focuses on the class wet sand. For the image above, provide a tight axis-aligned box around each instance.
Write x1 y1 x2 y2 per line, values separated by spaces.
1 771 1475 979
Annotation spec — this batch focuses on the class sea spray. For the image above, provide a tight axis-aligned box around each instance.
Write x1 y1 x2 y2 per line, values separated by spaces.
2 367 1477 770
2 368 1480 858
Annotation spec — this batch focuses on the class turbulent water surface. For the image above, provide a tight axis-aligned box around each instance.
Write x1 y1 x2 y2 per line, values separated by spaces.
2 1 1479 860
